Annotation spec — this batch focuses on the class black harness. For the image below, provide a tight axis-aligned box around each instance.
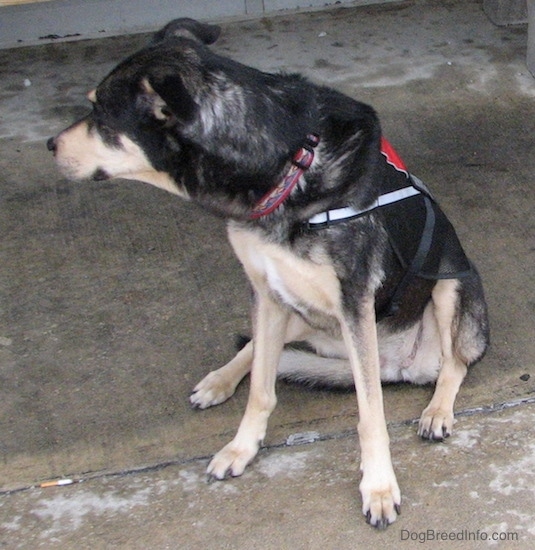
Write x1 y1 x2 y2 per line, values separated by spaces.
306 138 472 319
249 135 472 321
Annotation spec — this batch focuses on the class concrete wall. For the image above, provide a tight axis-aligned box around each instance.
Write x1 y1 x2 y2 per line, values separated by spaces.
483 0 528 25
529 0 535 75
483 0 533 77
0 0 393 49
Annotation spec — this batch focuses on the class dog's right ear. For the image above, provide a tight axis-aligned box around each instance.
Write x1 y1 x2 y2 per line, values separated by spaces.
138 76 198 126
151 18 221 46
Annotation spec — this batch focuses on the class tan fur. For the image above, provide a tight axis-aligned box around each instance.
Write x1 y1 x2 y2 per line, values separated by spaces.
53 122 189 197
206 224 340 475
191 314 313 408
203 223 401 524
338 303 400 524
140 78 172 121
48 19 488 529
207 291 288 478
417 279 468 439
190 219 482 528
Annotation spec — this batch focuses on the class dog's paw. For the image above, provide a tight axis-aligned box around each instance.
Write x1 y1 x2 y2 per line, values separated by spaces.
190 371 237 409
207 440 259 480
360 475 401 529
417 406 454 441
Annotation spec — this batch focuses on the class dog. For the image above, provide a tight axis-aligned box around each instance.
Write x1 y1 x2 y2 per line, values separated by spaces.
47 18 489 529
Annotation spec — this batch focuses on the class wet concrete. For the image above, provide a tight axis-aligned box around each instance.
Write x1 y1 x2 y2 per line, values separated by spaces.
1 0 535 547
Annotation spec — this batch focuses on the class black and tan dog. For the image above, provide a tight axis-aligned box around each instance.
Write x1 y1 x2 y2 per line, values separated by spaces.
48 19 489 529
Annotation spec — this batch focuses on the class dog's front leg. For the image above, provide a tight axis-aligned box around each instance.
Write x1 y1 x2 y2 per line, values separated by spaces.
340 296 401 529
207 290 288 479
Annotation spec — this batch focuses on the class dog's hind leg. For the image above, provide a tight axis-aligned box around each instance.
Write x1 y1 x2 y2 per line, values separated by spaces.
207 291 289 479
340 295 401 529
418 279 468 441
190 314 312 409
190 341 253 409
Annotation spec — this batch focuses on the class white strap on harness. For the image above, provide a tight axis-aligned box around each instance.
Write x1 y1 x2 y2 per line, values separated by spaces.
307 185 421 226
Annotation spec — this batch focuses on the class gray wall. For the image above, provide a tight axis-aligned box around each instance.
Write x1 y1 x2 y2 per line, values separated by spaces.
0 0 390 49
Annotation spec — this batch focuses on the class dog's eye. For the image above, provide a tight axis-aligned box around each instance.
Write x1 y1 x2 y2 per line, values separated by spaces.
87 109 121 148
160 106 173 118
97 123 122 148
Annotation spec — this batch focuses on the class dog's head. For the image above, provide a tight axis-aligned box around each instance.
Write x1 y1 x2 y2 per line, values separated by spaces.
48 18 318 213
51 18 387 219
47 19 227 197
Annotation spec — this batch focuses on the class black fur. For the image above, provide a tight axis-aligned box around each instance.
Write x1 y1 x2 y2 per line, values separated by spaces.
88 28 380 217
52 18 488 352
48 19 490 529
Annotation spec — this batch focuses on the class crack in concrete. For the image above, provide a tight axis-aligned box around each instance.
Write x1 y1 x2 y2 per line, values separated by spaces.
3 395 534 497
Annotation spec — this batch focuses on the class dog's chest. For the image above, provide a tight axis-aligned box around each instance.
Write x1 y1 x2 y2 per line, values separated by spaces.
227 225 341 319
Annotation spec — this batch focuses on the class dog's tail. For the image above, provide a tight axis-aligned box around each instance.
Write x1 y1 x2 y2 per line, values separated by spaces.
277 348 354 390
235 335 354 390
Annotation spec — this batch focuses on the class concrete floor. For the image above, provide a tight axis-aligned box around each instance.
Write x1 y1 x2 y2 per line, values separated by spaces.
1 0 535 547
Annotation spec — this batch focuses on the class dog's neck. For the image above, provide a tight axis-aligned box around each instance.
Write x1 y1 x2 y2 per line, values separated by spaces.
247 135 409 223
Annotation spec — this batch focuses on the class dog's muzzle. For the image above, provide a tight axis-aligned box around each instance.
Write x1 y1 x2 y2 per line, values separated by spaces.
47 135 109 181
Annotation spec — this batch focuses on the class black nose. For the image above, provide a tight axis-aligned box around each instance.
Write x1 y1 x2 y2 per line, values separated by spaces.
47 137 56 152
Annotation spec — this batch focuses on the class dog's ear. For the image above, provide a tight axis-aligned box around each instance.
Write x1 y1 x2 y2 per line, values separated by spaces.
138 76 198 125
151 18 221 46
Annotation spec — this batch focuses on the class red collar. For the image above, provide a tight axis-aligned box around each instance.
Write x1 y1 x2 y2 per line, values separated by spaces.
250 134 320 219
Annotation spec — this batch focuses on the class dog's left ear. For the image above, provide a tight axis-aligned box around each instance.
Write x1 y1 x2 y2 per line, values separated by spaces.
138 76 198 125
152 18 221 46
